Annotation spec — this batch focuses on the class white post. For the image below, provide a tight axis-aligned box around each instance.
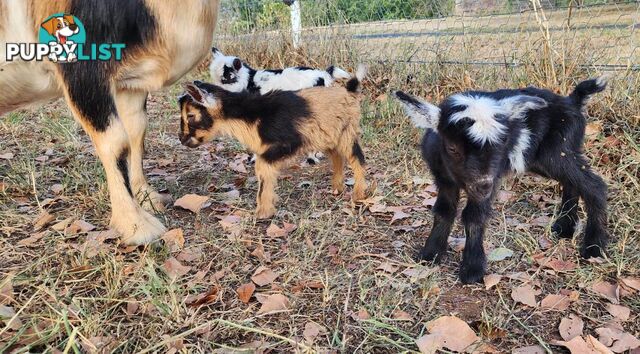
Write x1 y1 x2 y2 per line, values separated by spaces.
290 0 301 48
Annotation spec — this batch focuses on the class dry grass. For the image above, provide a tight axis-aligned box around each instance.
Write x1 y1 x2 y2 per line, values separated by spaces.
2 3 640 353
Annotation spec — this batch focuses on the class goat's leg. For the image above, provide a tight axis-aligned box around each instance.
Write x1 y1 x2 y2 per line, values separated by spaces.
327 149 345 194
255 158 279 219
419 182 460 263
57 69 166 245
115 90 167 211
344 141 367 201
459 199 492 284
552 183 579 238
569 162 609 258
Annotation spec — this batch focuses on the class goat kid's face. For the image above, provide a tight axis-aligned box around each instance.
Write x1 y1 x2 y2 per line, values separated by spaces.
178 82 221 148
210 48 245 90
395 91 547 201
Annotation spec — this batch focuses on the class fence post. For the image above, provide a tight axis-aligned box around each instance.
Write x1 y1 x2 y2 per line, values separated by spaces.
290 0 302 48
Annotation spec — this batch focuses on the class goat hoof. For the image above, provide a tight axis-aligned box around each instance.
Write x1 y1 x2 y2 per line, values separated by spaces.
418 247 446 263
552 219 575 239
581 244 605 259
459 264 485 284
256 206 276 219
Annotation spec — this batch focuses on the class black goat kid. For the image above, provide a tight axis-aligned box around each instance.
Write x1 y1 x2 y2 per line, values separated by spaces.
394 78 609 284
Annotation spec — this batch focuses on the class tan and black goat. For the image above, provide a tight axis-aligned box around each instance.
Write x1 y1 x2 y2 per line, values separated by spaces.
179 66 368 218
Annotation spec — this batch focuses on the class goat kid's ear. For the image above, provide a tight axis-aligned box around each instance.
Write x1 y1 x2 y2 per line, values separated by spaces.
184 82 216 107
501 95 548 120
212 47 221 56
393 91 440 129
232 58 242 71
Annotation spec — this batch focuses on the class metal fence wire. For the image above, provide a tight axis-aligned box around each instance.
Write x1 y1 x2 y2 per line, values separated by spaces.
214 0 639 72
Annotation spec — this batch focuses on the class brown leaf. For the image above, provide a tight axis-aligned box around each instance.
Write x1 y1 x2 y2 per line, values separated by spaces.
229 159 247 174
51 217 73 231
250 244 271 262
218 215 242 236
17 232 46 247
483 274 502 290
33 211 55 231
390 210 410 224
161 228 185 252
186 286 220 307
126 301 139 316
391 309 413 321
303 321 326 343
512 345 547 354
620 277 640 292
422 196 437 207
553 335 611 354
51 184 64 194
376 262 398 274
163 257 191 279
540 294 572 311
497 190 517 203
424 316 479 352
251 266 278 286
256 293 289 315
0 152 14 160
448 237 466 252
585 122 603 138
65 220 96 235
265 223 297 237
592 281 620 304
351 309 370 320
0 304 22 330
174 194 210 213
511 285 540 307
559 314 584 341
415 334 442 354
236 283 256 304
401 266 437 280
596 327 640 352
0 274 13 305
546 259 577 272
605 304 630 322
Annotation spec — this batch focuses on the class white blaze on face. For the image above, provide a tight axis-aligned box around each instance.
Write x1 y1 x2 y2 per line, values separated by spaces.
449 94 507 145
209 52 248 92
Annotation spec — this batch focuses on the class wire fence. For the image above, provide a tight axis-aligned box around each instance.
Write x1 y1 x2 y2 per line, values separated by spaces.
214 0 639 73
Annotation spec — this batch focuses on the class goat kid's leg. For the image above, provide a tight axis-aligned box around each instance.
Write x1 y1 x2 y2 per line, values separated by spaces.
255 159 279 219
115 90 167 211
570 161 609 258
459 199 492 284
552 183 579 238
328 149 345 194
419 182 460 263
341 141 367 201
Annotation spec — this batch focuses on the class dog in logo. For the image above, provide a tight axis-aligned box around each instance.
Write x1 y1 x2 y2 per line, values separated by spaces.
40 14 79 62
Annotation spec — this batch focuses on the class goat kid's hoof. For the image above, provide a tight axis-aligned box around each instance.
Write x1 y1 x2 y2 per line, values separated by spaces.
459 264 486 284
140 191 171 212
417 247 446 264
112 210 167 246
581 244 605 259
352 189 367 201
256 206 276 219
551 219 575 239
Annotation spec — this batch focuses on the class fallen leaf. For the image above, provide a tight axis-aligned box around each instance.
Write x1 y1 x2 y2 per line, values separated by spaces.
229 159 247 174
163 257 191 279
391 309 413 321
592 281 620 304
237 283 256 304
303 322 326 343
620 277 640 292
596 326 640 352
161 228 185 252
256 293 289 315
448 237 465 252
126 301 139 316
376 262 398 274
487 247 513 262
250 244 271 262
251 266 278 286
511 285 540 307
351 309 370 320
176 248 203 263
422 196 437 207
0 304 22 330
605 304 630 322
65 220 96 235
33 211 54 231
540 294 572 311
585 335 615 354
559 314 584 341
546 259 577 272
483 274 502 290
415 334 442 354
0 275 13 304
219 215 242 236
390 210 410 224
497 190 517 203
186 286 220 307
0 152 14 160
17 232 46 247
585 122 603 138
424 316 479 352
266 223 289 238
174 194 210 213
402 266 437 280
51 184 64 194
51 217 73 231
553 335 611 354
512 345 546 354
222 189 240 203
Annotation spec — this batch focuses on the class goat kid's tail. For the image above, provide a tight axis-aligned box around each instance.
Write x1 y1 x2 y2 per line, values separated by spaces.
326 65 351 80
570 76 609 107
346 64 367 93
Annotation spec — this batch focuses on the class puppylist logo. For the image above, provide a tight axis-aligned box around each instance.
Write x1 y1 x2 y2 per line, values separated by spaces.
6 13 125 63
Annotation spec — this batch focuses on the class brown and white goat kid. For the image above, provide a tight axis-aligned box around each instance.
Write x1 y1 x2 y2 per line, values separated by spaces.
178 66 368 218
